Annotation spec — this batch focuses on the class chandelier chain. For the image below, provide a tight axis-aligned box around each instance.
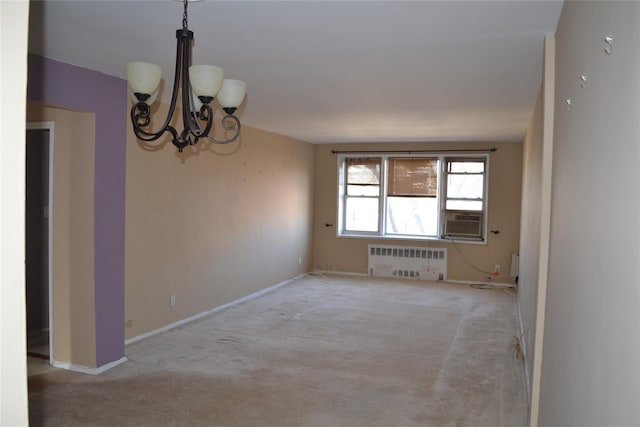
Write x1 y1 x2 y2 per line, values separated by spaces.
182 0 189 29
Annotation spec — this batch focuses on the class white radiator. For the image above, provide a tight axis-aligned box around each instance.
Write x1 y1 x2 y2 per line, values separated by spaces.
368 244 447 281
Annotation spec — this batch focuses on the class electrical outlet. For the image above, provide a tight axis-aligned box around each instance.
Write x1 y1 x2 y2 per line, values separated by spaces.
298 257 302 265
494 264 501 274
170 294 176 306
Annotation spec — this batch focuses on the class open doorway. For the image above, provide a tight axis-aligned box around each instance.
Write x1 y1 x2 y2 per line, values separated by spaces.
25 123 53 363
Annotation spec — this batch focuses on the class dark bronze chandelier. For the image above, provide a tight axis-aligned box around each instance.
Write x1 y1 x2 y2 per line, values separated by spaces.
127 0 246 152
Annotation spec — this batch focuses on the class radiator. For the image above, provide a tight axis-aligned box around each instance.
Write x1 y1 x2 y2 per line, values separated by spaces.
368 244 447 281
510 253 519 279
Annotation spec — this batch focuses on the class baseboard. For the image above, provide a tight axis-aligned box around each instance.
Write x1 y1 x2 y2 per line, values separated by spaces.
312 271 516 288
52 356 127 375
515 294 532 406
447 279 516 288
312 270 368 277
125 275 304 346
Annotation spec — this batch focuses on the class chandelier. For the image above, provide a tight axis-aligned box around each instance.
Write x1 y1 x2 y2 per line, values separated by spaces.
126 0 246 152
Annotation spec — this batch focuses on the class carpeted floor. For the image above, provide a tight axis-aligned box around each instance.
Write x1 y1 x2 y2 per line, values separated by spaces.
28 274 528 426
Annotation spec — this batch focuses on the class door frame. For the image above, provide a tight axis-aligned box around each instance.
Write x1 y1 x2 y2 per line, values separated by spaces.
26 121 54 365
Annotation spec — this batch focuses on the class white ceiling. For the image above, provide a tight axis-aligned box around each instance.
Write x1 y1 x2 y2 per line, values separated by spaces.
28 0 563 144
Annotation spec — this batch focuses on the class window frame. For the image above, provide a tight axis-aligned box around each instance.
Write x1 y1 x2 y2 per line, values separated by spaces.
342 157 383 234
337 153 489 243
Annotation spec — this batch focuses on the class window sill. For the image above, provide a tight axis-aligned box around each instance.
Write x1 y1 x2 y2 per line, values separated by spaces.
337 232 487 245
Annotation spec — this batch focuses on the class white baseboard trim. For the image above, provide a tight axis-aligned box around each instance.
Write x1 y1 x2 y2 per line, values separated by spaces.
312 270 368 277
312 271 516 288
516 294 532 406
52 356 127 375
447 279 516 288
125 275 304 346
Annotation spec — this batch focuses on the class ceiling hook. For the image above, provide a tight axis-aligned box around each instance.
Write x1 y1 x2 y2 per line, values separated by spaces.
580 74 588 89
604 36 614 55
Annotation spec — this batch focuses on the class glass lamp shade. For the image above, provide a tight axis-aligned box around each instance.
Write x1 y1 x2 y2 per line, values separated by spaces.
189 91 203 112
128 86 159 105
189 65 224 98
127 62 162 95
217 79 247 109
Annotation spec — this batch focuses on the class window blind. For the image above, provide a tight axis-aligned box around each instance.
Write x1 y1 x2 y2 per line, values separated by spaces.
388 158 438 197
346 158 381 185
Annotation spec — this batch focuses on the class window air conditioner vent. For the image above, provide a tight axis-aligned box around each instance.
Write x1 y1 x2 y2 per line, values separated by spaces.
444 211 483 239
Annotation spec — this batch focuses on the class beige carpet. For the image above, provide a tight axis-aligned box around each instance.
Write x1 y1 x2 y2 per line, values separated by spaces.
28 274 528 426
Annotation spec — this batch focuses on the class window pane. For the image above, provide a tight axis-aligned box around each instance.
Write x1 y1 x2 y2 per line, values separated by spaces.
449 160 485 173
347 159 380 185
388 158 438 197
446 200 483 211
386 197 438 236
447 174 483 199
347 184 379 197
345 197 379 232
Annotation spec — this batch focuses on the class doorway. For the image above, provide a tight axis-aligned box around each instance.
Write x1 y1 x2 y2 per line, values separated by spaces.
25 123 53 362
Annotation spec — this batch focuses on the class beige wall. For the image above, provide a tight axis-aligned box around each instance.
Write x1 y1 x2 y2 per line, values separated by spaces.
313 141 522 283
124 105 315 338
518 86 544 399
537 2 640 426
522 36 556 425
517 83 553 414
26 102 97 367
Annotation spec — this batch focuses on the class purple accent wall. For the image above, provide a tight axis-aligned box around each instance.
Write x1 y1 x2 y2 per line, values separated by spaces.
27 54 126 366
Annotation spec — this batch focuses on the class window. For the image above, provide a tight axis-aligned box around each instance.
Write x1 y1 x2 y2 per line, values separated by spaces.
343 158 381 232
445 159 485 212
338 154 488 241
386 158 438 236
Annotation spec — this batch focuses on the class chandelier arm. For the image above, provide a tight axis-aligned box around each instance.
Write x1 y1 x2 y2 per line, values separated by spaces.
190 105 214 139
130 102 179 142
205 114 241 144
132 125 179 144
166 29 187 131
181 45 198 138
180 33 194 137
129 31 187 144
179 34 214 142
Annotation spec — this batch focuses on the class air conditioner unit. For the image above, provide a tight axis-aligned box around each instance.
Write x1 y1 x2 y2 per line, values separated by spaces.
444 211 483 239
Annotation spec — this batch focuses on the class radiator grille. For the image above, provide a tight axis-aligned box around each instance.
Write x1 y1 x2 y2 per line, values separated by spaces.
368 245 447 281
